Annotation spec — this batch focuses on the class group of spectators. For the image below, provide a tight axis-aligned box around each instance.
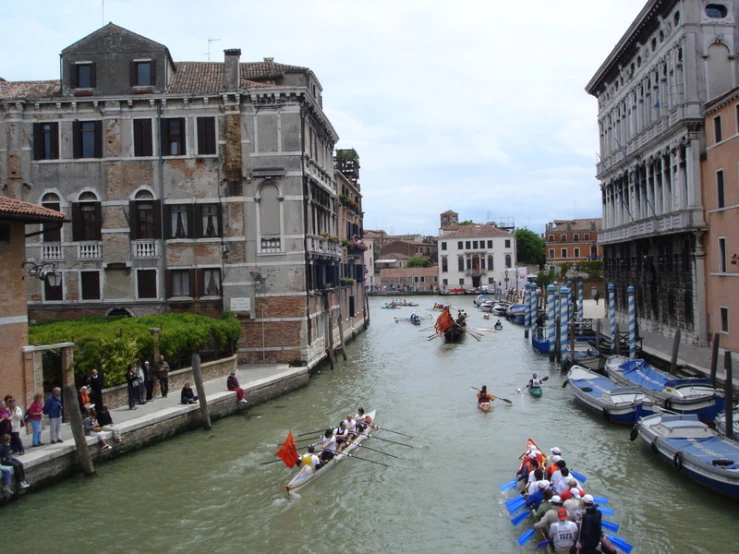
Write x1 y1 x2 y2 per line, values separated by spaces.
125 355 170 410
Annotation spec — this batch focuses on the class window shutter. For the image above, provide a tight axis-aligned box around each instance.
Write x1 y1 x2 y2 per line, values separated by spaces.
71 203 83 241
129 61 137 86
189 269 196 297
129 201 139 240
152 199 162 239
166 270 173 299
193 204 203 238
72 121 81 159
185 204 194 238
179 118 187 155
160 119 169 155
89 63 97 88
142 119 152 156
94 121 103 158
33 123 43 160
93 202 103 240
197 269 205 298
150 61 157 87
197 117 207 154
71 64 78 88
50 122 59 159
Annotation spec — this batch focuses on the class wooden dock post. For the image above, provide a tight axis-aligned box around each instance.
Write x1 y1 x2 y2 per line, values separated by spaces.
724 351 734 439
61 345 95 476
710 333 720 387
191 353 211 431
595 319 601 352
670 328 681 374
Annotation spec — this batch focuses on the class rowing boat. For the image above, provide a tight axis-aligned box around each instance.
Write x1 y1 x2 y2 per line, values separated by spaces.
284 409 377 493
529 386 542 398
478 401 492 413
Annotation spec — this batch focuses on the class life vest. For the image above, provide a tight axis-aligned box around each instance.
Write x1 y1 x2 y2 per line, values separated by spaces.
478 392 490 404
335 427 347 438
531 379 541 388
300 453 315 468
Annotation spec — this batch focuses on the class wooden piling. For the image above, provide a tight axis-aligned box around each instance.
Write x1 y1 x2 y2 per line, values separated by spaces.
724 351 734 439
555 319 561 363
710 333 720 388
191 353 211 431
614 323 621 356
595 319 601 352
62 345 95 476
336 286 347 361
670 328 681 374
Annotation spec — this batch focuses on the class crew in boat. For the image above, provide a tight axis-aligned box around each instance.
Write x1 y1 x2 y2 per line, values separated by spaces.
297 445 323 471
527 374 542 390
344 414 358 439
354 407 371 432
320 428 337 462
494 319 503 329
477 385 496 405
334 421 350 452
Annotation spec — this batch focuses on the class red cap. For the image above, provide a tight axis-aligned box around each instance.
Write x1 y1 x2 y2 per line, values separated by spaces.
557 508 569 520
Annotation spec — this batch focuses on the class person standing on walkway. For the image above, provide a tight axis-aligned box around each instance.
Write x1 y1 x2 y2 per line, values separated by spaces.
125 366 138 410
89 368 104 411
593 290 600 306
43 387 63 444
134 363 146 404
226 370 248 403
28 393 44 447
157 355 170 398
5 397 25 455
0 400 11 437
144 361 156 401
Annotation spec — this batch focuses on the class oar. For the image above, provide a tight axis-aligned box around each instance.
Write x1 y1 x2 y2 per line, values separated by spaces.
470 386 513 405
355 443 400 459
602 519 620 532
504 494 526 508
570 469 587 483
271 436 322 447
499 478 518 492
562 379 570 388
599 507 614 516
297 429 327 438
511 509 532 526
370 425 414 438
592 495 608 505
535 539 551 549
604 534 634 554
359 433 415 448
505 496 527 515
517 528 535 547
343 452 392 468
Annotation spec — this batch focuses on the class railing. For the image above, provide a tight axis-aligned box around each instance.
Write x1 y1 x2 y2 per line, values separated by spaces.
464 268 487 276
307 236 341 258
77 242 101 259
260 237 281 253
41 244 63 260
600 209 701 244
133 240 158 258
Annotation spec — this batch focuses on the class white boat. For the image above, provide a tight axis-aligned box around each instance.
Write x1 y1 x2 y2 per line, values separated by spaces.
284 409 377 493
716 411 739 440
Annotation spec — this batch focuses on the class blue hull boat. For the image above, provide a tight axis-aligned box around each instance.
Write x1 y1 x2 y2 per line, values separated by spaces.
605 356 724 420
567 365 655 424
636 413 739 499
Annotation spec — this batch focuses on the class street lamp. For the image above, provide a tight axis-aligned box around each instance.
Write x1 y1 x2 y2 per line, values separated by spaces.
21 261 60 286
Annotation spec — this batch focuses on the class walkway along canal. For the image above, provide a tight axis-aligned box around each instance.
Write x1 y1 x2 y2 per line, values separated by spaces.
3 296 738 554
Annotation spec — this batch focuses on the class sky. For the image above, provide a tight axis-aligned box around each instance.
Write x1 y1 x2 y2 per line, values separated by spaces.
1 0 647 236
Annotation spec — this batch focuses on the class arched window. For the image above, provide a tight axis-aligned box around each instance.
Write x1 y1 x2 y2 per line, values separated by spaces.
706 4 728 18
73 191 101 241
259 183 282 253
41 193 62 242
706 43 732 99
505 254 512 268
130 189 160 240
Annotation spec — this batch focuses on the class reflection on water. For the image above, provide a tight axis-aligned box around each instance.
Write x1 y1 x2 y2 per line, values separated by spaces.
3 296 738 554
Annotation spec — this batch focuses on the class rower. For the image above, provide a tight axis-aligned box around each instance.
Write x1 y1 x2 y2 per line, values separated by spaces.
334 421 350 452
344 414 357 438
297 445 323 471
355 407 371 433
546 447 563 470
576 495 617 554
527 373 542 390
527 469 545 495
320 428 337 462
562 489 581 520
549 508 579 554
534 495 564 533
559 478 585 501
477 385 496 405
553 466 572 494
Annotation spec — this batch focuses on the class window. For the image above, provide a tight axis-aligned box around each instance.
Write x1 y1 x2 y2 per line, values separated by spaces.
197 117 217 155
137 269 157 299
574 248 580 258
73 62 95 88
44 274 63 301
714 115 723 143
561 234 567 242
197 204 222 238
80 271 100 300
505 239 511 248
133 119 153 157
549 248 554 258
73 121 102 159
488 278 494 284
442 279 448 286
706 4 728 18
169 269 192 297
33 122 59 160
459 278 465 285
548 235 554 241
561 248 568 258
487 240 492 249
130 60 154 86
0 224 8 244
41 193 61 242
573 234 579 241
130 190 161 240
505 254 512 268
466 258 472 270
441 242 447 251
488 255 493 270
441 257 448 272
72 192 102 241
719 237 727 272
720 306 729 333
167 205 192 239
457 256 464 272
584 233 590 240
472 240 478 249
349 296 356 317
200 268 221 297
717 170 725 208
160 118 186 156
465 241 471 249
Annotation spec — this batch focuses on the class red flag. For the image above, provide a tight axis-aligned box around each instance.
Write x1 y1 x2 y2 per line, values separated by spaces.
275 432 299 468
435 307 453 335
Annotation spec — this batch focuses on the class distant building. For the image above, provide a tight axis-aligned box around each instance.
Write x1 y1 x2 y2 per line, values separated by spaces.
701 87 739 357
376 253 410 270
545 219 603 267
380 240 437 263
379 267 438 292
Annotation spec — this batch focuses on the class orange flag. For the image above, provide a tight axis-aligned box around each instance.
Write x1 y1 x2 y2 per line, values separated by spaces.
435 307 453 335
275 431 299 468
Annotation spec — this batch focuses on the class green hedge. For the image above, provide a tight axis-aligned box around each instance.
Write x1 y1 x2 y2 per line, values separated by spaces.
29 313 241 387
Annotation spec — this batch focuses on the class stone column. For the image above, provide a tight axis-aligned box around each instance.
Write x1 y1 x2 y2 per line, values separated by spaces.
693 231 708 344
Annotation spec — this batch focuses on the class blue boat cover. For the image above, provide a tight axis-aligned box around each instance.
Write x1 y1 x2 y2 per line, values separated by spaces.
571 377 615 400
663 436 739 466
618 359 675 391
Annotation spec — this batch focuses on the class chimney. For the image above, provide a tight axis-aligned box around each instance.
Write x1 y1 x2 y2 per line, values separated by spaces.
264 57 274 63
223 49 241 91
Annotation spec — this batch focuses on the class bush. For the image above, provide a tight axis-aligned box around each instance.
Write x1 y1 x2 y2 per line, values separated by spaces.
29 313 241 387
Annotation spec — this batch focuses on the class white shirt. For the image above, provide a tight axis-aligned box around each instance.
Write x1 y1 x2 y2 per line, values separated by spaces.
527 480 540 495
322 435 336 453
10 406 23 432
550 520 578 553
556 478 573 495
344 418 357 433
551 470 564 491
546 454 562 469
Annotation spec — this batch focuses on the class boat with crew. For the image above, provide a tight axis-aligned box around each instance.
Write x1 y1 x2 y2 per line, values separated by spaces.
715 411 739 441
284 409 377 493
605 355 724 420
566 365 655 424
634 412 739 499
478 400 492 413
391 300 419 307
381 303 402 310
444 321 466 343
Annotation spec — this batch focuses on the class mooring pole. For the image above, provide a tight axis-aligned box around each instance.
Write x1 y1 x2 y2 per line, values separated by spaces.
192 352 211 431
62 345 95 476
724 351 734 439
670 328 681 375
710 333 720 388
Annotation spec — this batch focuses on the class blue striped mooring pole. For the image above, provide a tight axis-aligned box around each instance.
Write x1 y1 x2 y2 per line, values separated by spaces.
546 284 555 355
608 283 616 350
578 281 584 322
524 283 530 338
628 285 636 359
560 286 570 364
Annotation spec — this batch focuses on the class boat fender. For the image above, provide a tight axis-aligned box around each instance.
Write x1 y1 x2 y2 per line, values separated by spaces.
650 440 659 455
711 459 735 467
629 426 639 442
673 451 683 471
602 407 610 422
582 387 593 392
665 399 672 411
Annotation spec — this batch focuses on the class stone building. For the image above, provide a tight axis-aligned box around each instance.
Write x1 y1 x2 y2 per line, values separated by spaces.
585 1 739 343
545 218 603 267
701 87 739 357
0 23 350 367
379 240 437 263
379 267 438 292
0 197 66 404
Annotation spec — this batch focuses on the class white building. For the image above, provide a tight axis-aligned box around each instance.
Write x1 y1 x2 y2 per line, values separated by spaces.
437 211 516 291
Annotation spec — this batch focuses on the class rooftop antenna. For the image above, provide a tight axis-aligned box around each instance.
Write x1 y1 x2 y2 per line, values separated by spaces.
206 38 221 61
101 0 104 26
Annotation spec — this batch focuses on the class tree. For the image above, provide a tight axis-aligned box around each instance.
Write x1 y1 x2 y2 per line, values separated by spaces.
516 228 546 267
407 255 432 268
458 220 474 226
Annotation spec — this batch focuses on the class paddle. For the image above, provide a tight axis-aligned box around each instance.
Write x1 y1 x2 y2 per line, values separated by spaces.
370 425 414 438
601 519 620 532
499 478 518 492
504 494 526 508
358 433 415 448
535 539 551 549
562 379 570 388
570 469 587 483
592 495 608 505
517 528 535 547
599 507 614 516
604 534 634 554
355 443 400 459
505 496 527 515
470 387 513 405
511 509 532 526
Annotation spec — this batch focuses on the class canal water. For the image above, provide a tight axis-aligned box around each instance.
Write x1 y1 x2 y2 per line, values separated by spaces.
3 296 738 553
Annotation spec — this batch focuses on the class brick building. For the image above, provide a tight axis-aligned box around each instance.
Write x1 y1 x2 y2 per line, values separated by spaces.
379 267 438 292
0 23 355 368
544 218 603 267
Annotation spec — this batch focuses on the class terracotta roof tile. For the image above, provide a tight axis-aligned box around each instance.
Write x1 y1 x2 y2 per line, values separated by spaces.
0 196 66 222
443 224 511 239
0 80 60 100
547 218 602 232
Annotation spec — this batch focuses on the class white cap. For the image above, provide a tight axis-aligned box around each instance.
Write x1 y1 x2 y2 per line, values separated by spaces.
550 455 562 464
582 494 594 504
550 447 561 454
551 495 562 504
537 480 551 489
572 490 581 499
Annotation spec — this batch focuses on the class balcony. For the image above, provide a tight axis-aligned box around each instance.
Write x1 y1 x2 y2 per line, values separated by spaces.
260 237 281 253
599 208 705 245
41 244 63 261
77 242 101 260
133 240 158 258
465 268 487 277
307 236 341 259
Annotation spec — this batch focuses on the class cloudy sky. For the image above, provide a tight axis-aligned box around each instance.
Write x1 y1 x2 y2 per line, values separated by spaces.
2 0 646 235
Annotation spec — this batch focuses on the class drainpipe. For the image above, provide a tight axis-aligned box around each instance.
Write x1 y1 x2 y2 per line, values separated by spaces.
156 100 167 311
301 104 312 349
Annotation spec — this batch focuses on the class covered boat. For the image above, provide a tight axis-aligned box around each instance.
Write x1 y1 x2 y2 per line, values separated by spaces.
605 356 724 420
715 411 739 441
566 365 655 424
507 304 526 324
635 413 739 499
284 409 377 493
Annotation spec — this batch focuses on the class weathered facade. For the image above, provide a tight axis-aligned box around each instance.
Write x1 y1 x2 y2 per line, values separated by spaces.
0 24 348 367
586 1 739 343
545 218 603 267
